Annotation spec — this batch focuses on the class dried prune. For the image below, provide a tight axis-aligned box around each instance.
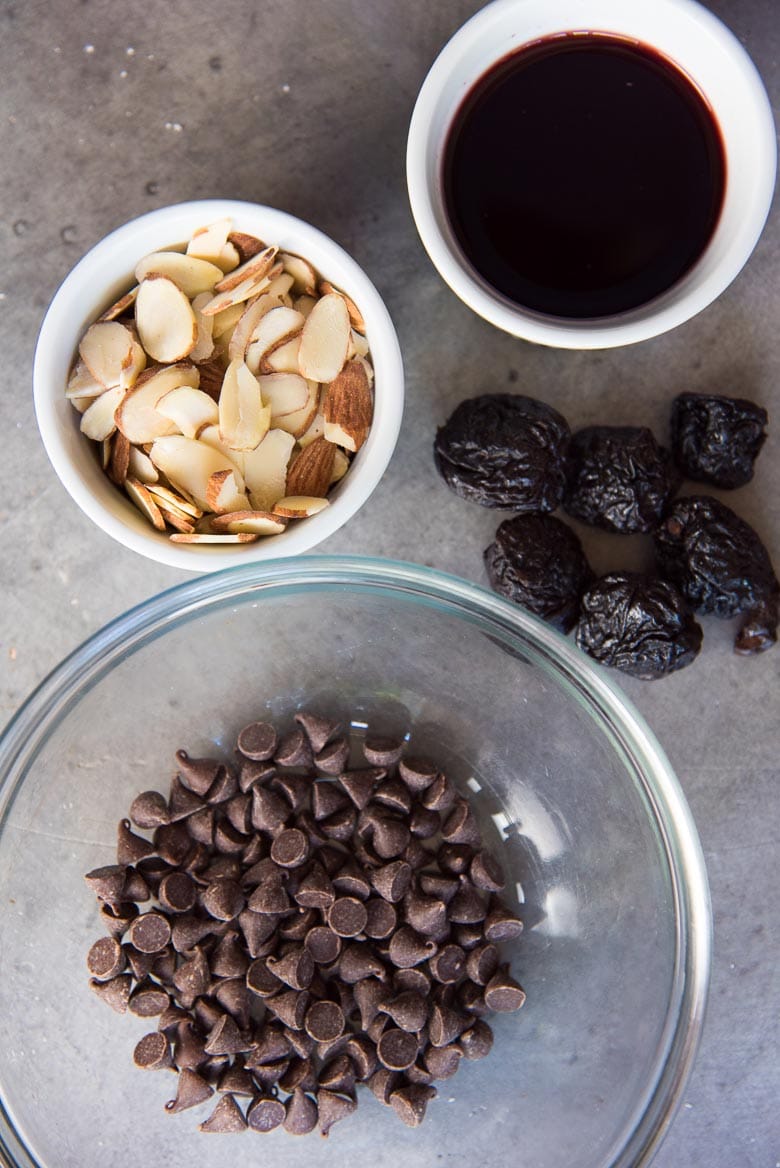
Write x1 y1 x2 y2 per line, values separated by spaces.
434 394 570 510
654 495 779 653
484 514 593 633
576 573 703 680
564 426 680 534
671 392 768 488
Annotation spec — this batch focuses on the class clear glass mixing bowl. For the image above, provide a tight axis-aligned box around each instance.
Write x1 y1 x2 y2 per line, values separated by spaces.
0 557 710 1168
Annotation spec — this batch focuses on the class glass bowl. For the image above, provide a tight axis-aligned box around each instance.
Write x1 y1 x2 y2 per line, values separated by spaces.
0 557 710 1168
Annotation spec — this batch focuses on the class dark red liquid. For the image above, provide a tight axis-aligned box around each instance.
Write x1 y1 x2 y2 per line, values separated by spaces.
443 34 726 319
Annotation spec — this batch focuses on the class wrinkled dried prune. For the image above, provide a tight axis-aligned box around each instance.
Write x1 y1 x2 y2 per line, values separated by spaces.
576 573 703 680
434 394 570 510
671 392 768 488
484 514 593 633
654 495 779 654
564 426 680 534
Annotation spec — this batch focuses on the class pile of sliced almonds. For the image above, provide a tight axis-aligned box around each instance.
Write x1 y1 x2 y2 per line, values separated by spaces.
67 219 374 544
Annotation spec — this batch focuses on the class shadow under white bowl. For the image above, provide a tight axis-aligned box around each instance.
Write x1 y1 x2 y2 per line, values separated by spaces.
33 200 404 571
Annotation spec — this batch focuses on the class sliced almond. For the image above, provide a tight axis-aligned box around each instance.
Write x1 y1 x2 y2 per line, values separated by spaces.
135 276 198 362
146 482 203 519
270 377 319 437
351 328 370 359
115 363 198 445
69 392 101 414
218 359 270 451
79 321 136 388
199 272 274 317
257 372 309 420
209 509 288 535
156 385 219 438
98 286 139 322
211 300 246 341
186 218 233 263
206 469 252 513
273 496 330 518
294 294 319 319
189 292 215 363
228 232 267 262
149 435 244 512
280 252 318 296
323 358 373 452
331 447 350 484
298 292 351 382
297 408 325 448
169 531 259 544
285 436 335 498
108 430 131 485
245 307 304 374
260 335 301 375
227 293 279 363
214 246 278 294
135 251 223 297
120 333 148 390
266 271 295 303
240 428 295 512
128 445 159 484
79 384 125 441
66 359 105 401
125 476 166 531
319 280 366 332
158 506 196 534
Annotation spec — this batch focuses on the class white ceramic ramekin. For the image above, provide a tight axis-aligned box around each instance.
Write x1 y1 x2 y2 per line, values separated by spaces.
34 200 404 571
407 0 777 349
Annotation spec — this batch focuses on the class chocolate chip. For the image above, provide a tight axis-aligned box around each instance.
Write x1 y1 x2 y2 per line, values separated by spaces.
457 980 487 1015
252 1058 290 1088
154 822 193 866
353 978 388 1028
130 790 170 829
315 737 350 775
214 978 251 1029
265 946 314 991
158 871 197 914
198 854 242 884
319 1053 356 1093
393 967 431 995
303 925 340 965
239 759 276 793
405 1061 435 1086
305 1000 345 1042
247 1095 286 1133
223 793 251 835
269 827 309 869
448 880 488 924
271 773 311 814
294 711 341 754
87 936 126 980
363 897 397 939
343 1035 377 1080
332 861 371 900
217 1060 256 1096
409 805 440 839
458 1019 494 1059
171 913 216 953
84 864 127 903
204 1014 251 1056
373 777 413 815
266 988 308 1030
313 1089 354 1137
99 900 139 939
205 766 239 805
338 943 387 984
284 1029 316 1059
127 911 171 953
129 981 170 1017
311 781 350 821
363 736 404 767
274 728 313 769
280 1056 317 1093
165 1068 214 1113
238 909 277 958
372 817 411 860
369 860 411 903
402 837 430 870
246 1024 291 1067
134 1031 172 1070
382 990 428 1033
368 1067 399 1104
175 751 221 796
424 1043 463 1079
470 849 506 892
116 818 155 866
437 843 473 876
398 757 438 793
284 1088 319 1135
199 1093 247 1133
483 903 524 943
194 998 223 1032
247 878 290 915
452 922 484 951
428 1003 467 1047
441 798 482 847
327 896 368 938
484 965 527 1012
237 721 278 761
429 944 466 984
338 768 385 809
186 806 215 846
173 1021 207 1071
172 946 211 1003
202 878 245 921
250 786 290 835
377 1027 418 1071
279 907 318 941
168 776 204 822
158 1004 189 1033
209 931 249 978
465 943 499 985
320 805 357 843
388 926 437 969
420 773 457 812
390 1084 436 1127
404 890 448 936
90 973 132 1013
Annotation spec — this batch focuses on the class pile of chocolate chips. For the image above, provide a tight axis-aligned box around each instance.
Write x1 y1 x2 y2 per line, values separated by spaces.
85 711 526 1136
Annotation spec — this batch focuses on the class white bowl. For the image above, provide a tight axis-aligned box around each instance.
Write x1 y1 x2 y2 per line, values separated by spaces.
406 0 777 349
33 200 404 571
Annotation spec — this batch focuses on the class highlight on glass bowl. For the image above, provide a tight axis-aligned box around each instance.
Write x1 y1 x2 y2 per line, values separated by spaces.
33 200 404 571
0 557 709 1168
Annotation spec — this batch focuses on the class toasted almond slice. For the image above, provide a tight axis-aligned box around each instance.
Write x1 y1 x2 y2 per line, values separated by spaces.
158 506 196 534
228 232 267 262
218 359 270 451
186 218 233 262
170 531 259 544
245 307 304 374
209 509 288 535
285 436 335 498
135 276 198 362
146 482 203 518
79 321 136 388
199 272 273 317
331 447 350 484
260 335 301 375
189 292 216 363
128 445 159 484
273 495 330 518
294 294 319 319
228 293 281 363
280 252 318 296
115 363 198 444
240 428 296 512
211 300 246 341
298 292 351 383
66 359 105 401
149 435 244 512
297 409 325 448
135 251 223 297
257 372 309 420
197 423 236 460
214 246 278 294
125 476 167 531
319 280 366 333
206 469 252 513
108 431 131 485
266 272 295 303
156 385 219 438
79 383 125 441
98 286 139 322
271 378 319 437
120 333 148 390
323 358 373 452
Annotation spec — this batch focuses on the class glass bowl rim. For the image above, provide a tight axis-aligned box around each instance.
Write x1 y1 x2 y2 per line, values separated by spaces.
0 555 711 1168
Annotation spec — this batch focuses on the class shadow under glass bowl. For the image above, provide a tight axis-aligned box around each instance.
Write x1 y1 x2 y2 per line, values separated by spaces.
0 557 710 1168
